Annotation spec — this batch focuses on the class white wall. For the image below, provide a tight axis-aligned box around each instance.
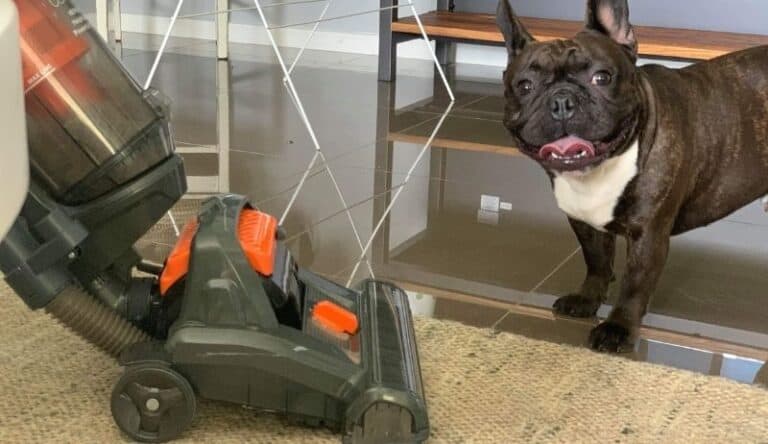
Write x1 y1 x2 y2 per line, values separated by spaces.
77 0 446 62
74 1 767 68
87 0 768 35
84 0 435 32
461 0 768 35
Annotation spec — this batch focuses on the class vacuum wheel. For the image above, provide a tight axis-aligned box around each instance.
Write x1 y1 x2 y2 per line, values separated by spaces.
111 364 196 443
347 402 421 444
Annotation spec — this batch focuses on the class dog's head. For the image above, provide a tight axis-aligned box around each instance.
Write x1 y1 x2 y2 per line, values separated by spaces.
499 0 643 172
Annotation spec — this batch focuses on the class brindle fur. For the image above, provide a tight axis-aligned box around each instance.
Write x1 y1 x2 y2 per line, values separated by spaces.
498 0 768 351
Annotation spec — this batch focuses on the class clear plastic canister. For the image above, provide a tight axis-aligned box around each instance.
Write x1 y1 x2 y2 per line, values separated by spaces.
16 0 174 205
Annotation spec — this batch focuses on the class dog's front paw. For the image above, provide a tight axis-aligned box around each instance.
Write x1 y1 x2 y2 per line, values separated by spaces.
553 294 601 318
589 321 634 353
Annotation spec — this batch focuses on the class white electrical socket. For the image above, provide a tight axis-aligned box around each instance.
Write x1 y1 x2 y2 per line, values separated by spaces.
480 194 501 212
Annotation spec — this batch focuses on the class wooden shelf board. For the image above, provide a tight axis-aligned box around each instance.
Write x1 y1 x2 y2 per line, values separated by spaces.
392 11 768 60
388 132 521 156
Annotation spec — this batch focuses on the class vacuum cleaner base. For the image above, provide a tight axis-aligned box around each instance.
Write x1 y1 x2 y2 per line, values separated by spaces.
111 195 429 444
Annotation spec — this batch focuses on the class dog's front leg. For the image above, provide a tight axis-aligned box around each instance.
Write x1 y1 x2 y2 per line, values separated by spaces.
589 223 671 352
553 218 616 318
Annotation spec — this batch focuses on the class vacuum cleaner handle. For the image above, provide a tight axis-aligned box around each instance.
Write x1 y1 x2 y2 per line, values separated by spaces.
0 1 29 241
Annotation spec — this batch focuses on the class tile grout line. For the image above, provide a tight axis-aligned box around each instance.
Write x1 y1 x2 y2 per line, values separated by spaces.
346 103 455 286
454 95 489 110
232 114 445 204
489 247 582 332
281 182 407 243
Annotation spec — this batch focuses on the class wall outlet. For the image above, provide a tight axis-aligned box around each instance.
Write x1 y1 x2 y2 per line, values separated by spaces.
480 194 501 212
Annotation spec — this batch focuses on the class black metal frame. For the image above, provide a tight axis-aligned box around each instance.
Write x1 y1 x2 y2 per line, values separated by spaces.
371 76 452 271
379 0 459 82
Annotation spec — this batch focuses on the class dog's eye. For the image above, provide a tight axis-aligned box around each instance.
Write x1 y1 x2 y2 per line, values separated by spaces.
517 79 534 95
591 71 612 86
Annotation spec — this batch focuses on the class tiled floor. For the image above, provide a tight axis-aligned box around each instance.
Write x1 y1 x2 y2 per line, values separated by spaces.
120 33 768 388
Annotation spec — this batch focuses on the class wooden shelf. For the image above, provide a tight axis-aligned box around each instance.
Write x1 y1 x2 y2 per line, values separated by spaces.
392 11 768 60
388 132 520 157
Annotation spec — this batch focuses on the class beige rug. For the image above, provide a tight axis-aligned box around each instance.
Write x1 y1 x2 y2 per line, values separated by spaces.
1 283 767 444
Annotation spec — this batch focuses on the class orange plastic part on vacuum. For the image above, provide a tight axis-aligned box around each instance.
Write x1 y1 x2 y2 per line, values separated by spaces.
312 301 360 335
237 209 278 278
159 209 279 296
159 220 199 296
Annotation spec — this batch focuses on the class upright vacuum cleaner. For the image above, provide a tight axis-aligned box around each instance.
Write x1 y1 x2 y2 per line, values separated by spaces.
0 1 429 442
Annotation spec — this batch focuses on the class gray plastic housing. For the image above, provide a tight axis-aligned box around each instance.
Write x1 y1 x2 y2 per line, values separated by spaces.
121 195 430 443
0 155 186 312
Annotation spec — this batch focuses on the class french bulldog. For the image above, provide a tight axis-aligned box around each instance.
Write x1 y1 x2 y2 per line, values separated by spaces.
497 0 768 352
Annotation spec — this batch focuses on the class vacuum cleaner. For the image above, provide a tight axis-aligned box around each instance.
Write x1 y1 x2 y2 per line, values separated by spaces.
0 1 429 442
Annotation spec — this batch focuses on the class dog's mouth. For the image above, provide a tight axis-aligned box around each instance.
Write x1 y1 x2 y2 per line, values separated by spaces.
538 136 599 170
516 121 636 172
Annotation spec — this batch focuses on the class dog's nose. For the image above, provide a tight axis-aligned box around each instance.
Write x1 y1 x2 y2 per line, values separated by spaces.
550 93 576 121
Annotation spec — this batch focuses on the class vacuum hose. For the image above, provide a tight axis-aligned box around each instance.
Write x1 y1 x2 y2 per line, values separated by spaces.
45 286 149 357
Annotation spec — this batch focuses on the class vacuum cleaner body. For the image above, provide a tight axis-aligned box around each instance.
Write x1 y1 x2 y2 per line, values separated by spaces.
115 195 429 443
0 1 429 442
1 0 186 319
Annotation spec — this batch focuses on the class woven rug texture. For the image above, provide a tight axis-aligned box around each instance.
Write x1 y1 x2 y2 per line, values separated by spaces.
1 282 767 443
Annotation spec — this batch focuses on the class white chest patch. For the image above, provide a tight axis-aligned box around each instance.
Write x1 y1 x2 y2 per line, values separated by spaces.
553 140 639 230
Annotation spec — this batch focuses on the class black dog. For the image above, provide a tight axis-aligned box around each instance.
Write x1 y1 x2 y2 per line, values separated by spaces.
497 0 768 352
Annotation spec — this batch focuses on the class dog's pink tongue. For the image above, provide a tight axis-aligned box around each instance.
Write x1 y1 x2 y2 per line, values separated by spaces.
539 136 596 159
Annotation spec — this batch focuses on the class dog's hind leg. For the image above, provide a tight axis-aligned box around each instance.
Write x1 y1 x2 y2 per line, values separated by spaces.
553 219 616 318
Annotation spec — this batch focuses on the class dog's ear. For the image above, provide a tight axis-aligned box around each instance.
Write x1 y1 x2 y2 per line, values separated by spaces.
585 0 637 57
497 0 534 62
